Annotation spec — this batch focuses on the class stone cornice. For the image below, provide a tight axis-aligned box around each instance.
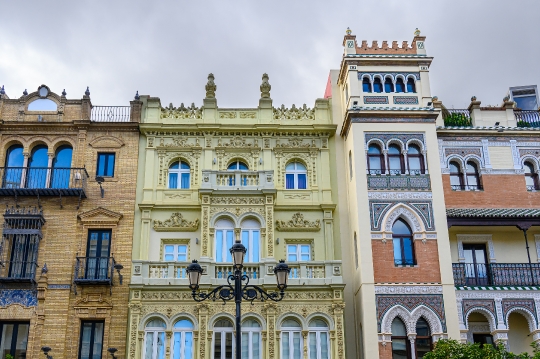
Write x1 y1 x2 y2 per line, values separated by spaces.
139 124 337 136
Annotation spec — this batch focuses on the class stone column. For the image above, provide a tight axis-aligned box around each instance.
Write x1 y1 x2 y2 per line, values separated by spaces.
408 334 416 359
265 195 274 257
201 196 211 258
197 304 210 359
382 150 389 174
45 153 54 188
403 150 409 174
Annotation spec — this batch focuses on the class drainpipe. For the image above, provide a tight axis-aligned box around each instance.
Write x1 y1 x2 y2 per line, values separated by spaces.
520 226 535 286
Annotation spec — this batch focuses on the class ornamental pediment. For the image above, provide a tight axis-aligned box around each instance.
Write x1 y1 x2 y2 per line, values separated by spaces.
153 212 199 232
275 212 321 232
78 207 123 224
88 135 125 148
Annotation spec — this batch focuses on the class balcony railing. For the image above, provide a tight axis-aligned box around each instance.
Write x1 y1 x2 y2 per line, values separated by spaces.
132 260 343 286
452 263 540 286
0 260 37 283
367 174 431 190
74 256 114 285
201 170 275 191
444 109 472 127
91 106 131 122
514 110 540 128
0 167 88 197
451 184 484 191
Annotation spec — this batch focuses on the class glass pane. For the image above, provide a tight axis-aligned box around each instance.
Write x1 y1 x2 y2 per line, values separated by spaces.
282 332 290 359
89 232 99 257
367 145 381 154
466 162 477 173
216 231 223 262
301 245 310 253
389 157 401 171
0 324 13 359
252 333 260 359
165 245 174 253
416 338 431 358
416 318 430 336
181 173 190 189
173 332 181 359
393 238 402 264
286 174 295 189
309 319 327 328
391 318 406 336
403 237 414 264
106 154 115 177
297 174 307 189
100 232 110 257
170 162 180 170
157 332 165 359
388 145 400 155
408 157 421 171
369 157 381 171
467 175 478 186
288 253 297 261
174 320 193 329
293 332 301 359
242 231 249 261
391 338 408 359
241 333 249 359
526 175 535 186
169 173 178 189
144 332 154 359
282 319 301 328
177 253 187 261
180 161 190 169
392 220 411 235
225 332 233 359
474 249 486 264
238 162 248 170
450 174 462 186
92 322 104 359
252 231 260 262
80 323 93 359
449 162 460 173
13 324 29 359
226 231 233 262
320 332 329 359
214 333 222 359
146 319 166 328
309 332 317 359
6 145 24 167
185 332 193 359
286 163 296 170
97 154 106 176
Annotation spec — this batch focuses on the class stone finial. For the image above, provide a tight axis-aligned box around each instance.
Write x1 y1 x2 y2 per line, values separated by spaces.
0 85 5 95
503 95 510 102
432 96 439 102
471 96 477 102
414 28 421 36
135 91 140 100
85 86 90 96
205 73 216 98
62 89 67 97
260 73 271 99
23 89 28 96
346 27 352 35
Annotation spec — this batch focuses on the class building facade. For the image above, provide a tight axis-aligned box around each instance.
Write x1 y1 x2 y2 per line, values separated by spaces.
0 85 140 359
127 74 346 359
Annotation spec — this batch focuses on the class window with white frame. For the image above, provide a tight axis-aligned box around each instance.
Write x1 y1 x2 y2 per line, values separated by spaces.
171 319 194 359
241 219 260 263
215 219 234 263
308 319 330 359
143 318 166 359
163 244 188 261
281 319 302 359
213 319 234 359
287 244 311 261
285 162 307 189
241 319 261 359
168 161 190 189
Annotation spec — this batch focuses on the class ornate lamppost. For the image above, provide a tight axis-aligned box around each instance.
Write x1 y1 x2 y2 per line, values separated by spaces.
186 241 290 359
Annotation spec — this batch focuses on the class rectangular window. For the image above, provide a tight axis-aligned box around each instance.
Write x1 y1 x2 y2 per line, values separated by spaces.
287 244 311 262
96 153 115 177
85 230 111 280
78 321 104 359
0 322 30 359
163 244 188 262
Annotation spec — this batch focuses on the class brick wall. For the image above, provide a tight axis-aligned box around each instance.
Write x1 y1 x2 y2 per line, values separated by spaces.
372 240 441 283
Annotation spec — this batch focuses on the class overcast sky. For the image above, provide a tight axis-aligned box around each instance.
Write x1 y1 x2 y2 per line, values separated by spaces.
1 1 539 109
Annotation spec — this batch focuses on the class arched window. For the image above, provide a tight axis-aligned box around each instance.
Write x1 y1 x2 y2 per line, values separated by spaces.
51 145 73 188
465 161 481 190
144 318 166 359
169 161 190 189
27 145 48 189
227 161 248 170
384 78 394 93
395 78 405 93
308 319 330 359
3 144 24 189
387 144 404 175
171 319 194 359
415 318 432 358
373 78 383 93
215 219 234 264
241 219 260 263
362 77 372 93
407 78 416 93
367 144 384 174
27 98 57 111
407 145 425 175
391 317 410 359
285 162 307 189
281 319 302 359
524 161 539 191
241 319 261 359
213 319 234 359
449 161 464 190
392 219 415 266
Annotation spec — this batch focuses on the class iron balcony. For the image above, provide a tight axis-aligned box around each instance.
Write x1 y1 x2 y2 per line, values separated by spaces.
0 167 89 197
452 262 540 287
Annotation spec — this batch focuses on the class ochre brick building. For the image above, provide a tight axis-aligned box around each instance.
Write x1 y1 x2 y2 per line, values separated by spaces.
0 85 141 359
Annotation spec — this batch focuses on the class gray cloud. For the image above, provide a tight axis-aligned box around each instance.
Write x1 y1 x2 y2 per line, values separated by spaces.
1 0 539 109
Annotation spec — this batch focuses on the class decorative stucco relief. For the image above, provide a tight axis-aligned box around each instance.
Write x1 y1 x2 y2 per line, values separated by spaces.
153 212 199 232
275 213 321 232
273 104 315 121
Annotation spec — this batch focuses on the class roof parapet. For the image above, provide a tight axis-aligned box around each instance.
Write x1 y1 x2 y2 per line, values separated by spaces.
343 27 426 56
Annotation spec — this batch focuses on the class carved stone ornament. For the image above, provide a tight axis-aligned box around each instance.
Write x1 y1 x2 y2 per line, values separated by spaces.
161 103 202 119
273 104 315 121
276 138 313 148
275 213 321 232
205 73 216 98
153 212 199 232
260 73 271 99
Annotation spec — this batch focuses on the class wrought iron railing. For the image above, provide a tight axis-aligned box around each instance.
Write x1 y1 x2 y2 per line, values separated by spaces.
453 263 540 286
0 260 37 282
74 256 114 284
90 106 131 122
444 109 472 127
367 174 431 190
514 110 540 128
451 184 483 191
0 167 88 196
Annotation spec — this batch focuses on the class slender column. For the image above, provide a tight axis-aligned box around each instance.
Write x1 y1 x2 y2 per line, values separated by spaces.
45 153 54 188
408 334 416 359
20 153 29 187
382 150 389 174
403 151 409 174
422 150 428 174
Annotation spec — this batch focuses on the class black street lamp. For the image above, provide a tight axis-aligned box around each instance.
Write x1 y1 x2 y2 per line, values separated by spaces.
186 241 290 359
